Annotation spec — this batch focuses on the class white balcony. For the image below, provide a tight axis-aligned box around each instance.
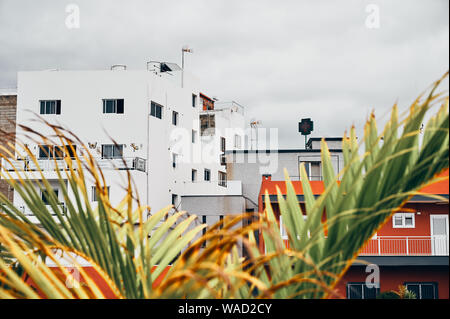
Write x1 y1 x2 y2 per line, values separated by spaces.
359 236 449 256
1 157 146 174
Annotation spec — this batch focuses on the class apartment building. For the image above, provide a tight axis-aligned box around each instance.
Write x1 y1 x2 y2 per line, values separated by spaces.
0 64 245 223
258 169 449 299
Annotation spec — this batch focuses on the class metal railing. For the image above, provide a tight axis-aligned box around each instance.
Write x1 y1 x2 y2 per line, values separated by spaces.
1 157 146 173
359 236 449 256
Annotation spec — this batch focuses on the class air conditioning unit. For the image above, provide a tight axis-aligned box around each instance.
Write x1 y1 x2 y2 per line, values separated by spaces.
134 158 146 172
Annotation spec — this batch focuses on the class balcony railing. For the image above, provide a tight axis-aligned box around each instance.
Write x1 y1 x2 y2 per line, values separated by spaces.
1 157 146 173
289 175 323 181
359 236 449 256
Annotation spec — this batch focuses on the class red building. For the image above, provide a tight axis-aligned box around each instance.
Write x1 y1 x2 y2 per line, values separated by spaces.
258 169 449 299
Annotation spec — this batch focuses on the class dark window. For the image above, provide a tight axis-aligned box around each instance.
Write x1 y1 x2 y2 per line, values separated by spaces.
200 114 215 135
150 101 163 119
65 145 77 158
40 100 61 115
202 215 207 248
38 145 53 159
38 145 76 159
41 189 59 205
192 94 197 107
103 99 124 114
192 130 197 143
204 169 211 181
220 154 226 166
191 169 197 182
54 146 65 159
346 283 379 299
172 111 178 126
218 171 227 187
220 215 224 229
220 137 226 153
101 144 123 159
172 194 178 207
405 282 438 299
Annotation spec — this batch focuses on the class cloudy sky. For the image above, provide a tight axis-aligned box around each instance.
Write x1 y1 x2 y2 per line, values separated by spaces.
0 0 448 148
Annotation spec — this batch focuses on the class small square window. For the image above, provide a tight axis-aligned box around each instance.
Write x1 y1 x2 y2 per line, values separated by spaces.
392 213 415 228
41 189 58 205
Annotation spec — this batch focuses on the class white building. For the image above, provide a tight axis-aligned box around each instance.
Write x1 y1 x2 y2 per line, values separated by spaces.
1 63 246 223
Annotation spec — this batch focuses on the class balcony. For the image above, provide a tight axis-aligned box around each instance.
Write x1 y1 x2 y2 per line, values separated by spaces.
359 236 449 256
1 157 147 173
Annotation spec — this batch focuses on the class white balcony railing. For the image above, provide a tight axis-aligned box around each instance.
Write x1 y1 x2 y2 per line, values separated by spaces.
1 157 146 173
359 236 449 256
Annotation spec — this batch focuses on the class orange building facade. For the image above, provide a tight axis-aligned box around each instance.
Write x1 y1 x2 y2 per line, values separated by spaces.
258 170 449 299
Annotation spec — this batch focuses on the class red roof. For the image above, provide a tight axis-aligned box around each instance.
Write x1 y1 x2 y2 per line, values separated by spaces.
259 169 449 197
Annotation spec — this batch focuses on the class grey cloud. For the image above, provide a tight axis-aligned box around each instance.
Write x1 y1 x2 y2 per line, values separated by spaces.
0 0 448 147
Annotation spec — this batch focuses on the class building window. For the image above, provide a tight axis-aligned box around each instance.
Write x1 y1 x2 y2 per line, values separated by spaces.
404 282 438 299
38 145 76 159
220 137 226 153
192 130 197 143
40 100 61 115
200 114 215 135
172 111 179 126
172 194 178 207
301 161 322 181
392 213 415 228
101 144 123 159
41 189 59 205
346 283 379 299
219 215 224 229
38 145 53 159
172 153 178 168
220 154 226 166
202 215 207 248
192 94 197 107
204 169 211 181
91 186 110 202
102 99 124 114
234 134 242 149
191 169 197 182
218 171 227 187
150 101 163 119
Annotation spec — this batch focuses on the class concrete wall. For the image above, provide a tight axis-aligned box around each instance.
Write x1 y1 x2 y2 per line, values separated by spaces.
0 94 16 202
226 149 344 210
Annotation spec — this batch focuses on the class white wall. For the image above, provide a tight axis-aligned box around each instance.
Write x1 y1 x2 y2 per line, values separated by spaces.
12 69 240 220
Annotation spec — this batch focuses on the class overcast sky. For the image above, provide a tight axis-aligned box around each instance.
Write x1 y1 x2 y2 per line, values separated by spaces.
0 0 448 148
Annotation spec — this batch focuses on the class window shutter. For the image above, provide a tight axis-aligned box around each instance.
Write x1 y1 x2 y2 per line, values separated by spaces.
40 101 45 114
117 99 124 113
56 100 61 114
